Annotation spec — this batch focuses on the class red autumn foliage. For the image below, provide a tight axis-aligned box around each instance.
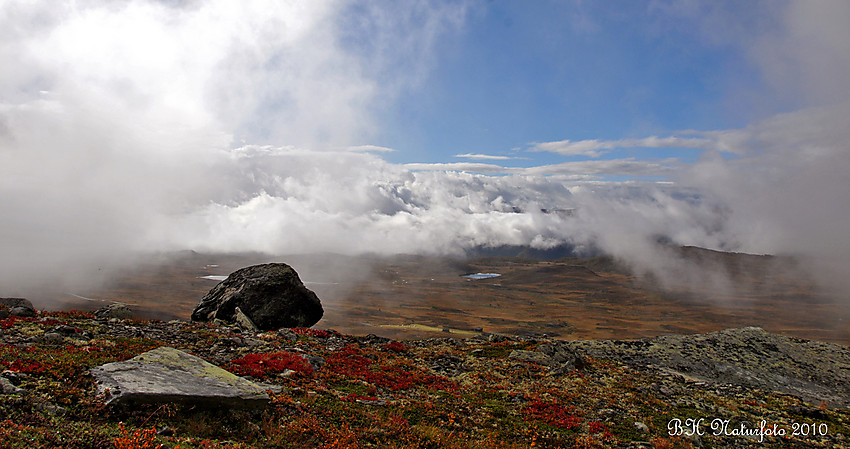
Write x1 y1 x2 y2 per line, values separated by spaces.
325 345 457 392
383 341 408 353
36 318 66 327
230 351 314 379
41 310 96 320
523 399 582 430
0 316 36 329
291 328 331 338
342 393 380 402
588 421 608 434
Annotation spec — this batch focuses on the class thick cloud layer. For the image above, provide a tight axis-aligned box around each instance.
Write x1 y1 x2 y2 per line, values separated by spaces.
1 1 849 302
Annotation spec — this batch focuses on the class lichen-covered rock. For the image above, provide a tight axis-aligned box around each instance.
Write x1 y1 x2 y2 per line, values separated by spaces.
191 263 323 331
94 303 134 320
90 346 272 408
508 349 553 366
567 327 850 408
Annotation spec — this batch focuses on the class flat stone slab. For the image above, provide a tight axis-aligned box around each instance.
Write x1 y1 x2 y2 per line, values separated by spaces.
90 347 272 408
567 327 850 408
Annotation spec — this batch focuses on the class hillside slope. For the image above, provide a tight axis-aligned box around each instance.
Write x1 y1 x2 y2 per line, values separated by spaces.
1 311 848 448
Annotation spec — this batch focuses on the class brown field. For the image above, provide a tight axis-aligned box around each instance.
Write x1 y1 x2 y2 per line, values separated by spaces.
47 248 850 345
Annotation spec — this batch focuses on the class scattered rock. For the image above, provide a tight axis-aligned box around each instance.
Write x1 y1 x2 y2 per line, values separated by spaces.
508 349 552 366
40 332 65 344
536 341 584 371
94 303 134 320
53 325 81 336
191 263 323 331
90 346 271 408
788 405 827 419
37 402 67 416
234 306 259 332
1 371 24 385
0 377 24 394
300 354 326 371
0 298 36 317
277 329 298 341
430 354 467 376
486 333 509 343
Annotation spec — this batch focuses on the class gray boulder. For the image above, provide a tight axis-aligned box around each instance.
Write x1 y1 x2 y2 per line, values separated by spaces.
191 263 323 331
94 303 134 320
567 327 850 408
90 346 272 408
0 298 36 317
508 350 553 366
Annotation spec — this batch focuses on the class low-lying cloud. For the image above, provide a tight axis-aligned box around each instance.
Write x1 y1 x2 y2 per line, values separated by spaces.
1 0 849 305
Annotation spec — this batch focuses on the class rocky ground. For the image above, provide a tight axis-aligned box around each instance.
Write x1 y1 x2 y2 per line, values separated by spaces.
1 308 849 448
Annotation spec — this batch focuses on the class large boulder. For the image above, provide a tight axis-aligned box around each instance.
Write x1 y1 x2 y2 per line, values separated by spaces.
191 263 323 331
0 298 36 318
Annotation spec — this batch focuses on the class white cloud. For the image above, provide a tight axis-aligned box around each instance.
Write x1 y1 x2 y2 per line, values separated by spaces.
529 136 719 157
406 158 676 179
454 153 515 160
0 0 469 297
2 0 850 306
753 0 850 106
346 145 397 153
404 162 518 174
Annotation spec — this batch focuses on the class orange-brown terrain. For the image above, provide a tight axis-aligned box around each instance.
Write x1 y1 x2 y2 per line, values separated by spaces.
46 247 850 345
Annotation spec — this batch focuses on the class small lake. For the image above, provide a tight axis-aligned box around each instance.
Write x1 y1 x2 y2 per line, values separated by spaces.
462 273 501 280
198 275 228 281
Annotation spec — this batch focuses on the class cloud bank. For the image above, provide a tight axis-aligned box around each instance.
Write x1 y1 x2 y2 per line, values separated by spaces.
1 0 849 303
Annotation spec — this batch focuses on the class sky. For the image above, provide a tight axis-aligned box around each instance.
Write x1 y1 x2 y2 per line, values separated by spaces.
1 0 849 298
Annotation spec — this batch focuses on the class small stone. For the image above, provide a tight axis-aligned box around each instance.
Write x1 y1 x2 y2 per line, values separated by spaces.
508 349 553 366
0 377 24 394
9 307 36 318
684 431 703 448
1 370 24 385
54 325 81 336
487 333 509 343
234 307 259 332
278 329 297 341
787 406 827 419
549 361 576 375
41 332 65 344
38 403 67 416
300 354 326 371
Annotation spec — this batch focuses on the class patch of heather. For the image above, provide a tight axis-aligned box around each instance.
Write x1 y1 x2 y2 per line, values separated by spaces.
230 351 313 379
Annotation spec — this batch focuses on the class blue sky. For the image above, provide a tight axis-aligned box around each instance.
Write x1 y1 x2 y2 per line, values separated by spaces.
372 2 768 167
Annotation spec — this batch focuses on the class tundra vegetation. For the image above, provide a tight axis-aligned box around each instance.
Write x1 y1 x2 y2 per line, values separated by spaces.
0 309 848 448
